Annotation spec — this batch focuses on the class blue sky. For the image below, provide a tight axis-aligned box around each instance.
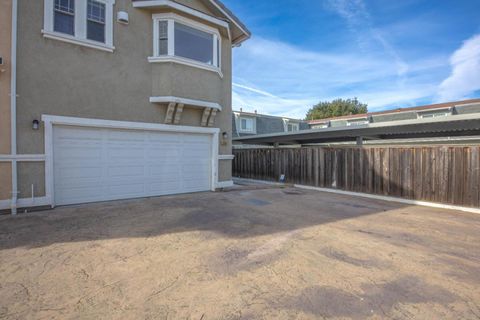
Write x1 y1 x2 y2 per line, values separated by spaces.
222 0 480 119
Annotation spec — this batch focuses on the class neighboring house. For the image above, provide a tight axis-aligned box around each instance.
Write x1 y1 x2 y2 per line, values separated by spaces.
234 99 480 146
0 0 250 213
232 109 309 137
308 99 480 129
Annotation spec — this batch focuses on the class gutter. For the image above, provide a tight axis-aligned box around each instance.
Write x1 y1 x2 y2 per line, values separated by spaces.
10 0 18 215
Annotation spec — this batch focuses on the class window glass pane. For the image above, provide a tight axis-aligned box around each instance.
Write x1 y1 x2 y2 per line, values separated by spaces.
174 22 213 65
87 20 105 42
241 118 253 131
87 0 105 23
241 119 247 130
87 0 105 42
54 12 74 35
54 0 74 35
158 20 168 55
55 0 74 14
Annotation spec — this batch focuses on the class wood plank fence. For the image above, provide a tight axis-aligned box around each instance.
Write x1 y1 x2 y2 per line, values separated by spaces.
232 146 480 208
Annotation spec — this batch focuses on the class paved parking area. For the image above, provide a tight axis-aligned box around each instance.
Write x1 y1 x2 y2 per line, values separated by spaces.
1 186 479 319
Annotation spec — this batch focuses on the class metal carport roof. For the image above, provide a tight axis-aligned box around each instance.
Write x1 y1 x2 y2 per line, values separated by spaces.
233 114 480 145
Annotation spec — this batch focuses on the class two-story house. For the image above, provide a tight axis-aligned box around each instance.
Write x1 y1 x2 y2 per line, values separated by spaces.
0 0 250 213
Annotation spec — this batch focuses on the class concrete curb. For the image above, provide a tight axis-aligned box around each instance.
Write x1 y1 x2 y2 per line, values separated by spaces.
295 184 480 215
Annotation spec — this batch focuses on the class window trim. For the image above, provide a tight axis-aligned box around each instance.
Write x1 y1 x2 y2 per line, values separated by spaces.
238 116 256 134
287 122 300 132
346 118 369 126
283 119 300 132
417 108 452 119
43 0 115 52
149 13 222 77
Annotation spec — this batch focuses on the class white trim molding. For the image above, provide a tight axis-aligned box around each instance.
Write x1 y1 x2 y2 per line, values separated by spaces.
238 116 256 134
43 0 115 52
42 115 220 207
42 30 115 52
216 180 234 188
207 0 250 44
218 154 234 160
133 0 230 30
41 114 220 134
149 96 222 111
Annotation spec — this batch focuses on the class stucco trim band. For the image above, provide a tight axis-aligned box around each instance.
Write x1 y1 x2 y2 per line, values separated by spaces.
149 96 222 111
0 154 46 161
148 56 223 77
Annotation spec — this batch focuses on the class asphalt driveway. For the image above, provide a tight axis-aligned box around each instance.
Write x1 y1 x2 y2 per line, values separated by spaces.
1 185 479 319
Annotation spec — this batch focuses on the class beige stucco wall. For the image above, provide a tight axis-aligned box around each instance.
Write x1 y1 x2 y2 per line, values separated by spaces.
0 0 12 200
14 0 234 199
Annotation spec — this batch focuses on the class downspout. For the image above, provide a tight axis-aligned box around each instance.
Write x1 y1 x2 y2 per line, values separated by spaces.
10 0 18 215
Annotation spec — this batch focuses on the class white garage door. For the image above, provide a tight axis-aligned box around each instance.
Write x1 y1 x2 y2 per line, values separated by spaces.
53 125 212 205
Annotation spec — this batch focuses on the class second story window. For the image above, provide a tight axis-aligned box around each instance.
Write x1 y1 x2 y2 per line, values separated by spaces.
175 23 214 65
87 0 106 43
54 0 75 36
151 14 221 74
43 0 114 52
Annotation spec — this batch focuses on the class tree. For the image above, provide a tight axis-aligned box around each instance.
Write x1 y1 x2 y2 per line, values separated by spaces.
305 98 368 120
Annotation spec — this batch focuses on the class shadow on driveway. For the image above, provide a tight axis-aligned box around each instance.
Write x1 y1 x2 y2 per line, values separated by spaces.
0 186 409 250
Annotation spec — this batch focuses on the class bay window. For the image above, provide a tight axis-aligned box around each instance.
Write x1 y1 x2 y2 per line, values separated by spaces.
150 13 221 75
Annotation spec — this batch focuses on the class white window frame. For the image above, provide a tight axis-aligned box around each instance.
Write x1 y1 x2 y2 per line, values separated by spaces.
42 0 115 52
238 116 256 134
312 123 329 129
283 119 300 132
149 13 223 77
418 112 451 119
287 123 299 132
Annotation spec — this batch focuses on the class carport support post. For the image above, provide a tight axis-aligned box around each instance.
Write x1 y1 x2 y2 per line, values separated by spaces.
356 137 364 146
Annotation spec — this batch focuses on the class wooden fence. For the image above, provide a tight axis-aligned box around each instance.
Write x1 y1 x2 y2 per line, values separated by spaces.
233 146 480 208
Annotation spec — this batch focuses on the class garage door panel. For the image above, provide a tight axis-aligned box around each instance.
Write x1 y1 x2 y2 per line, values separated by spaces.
107 147 145 160
108 165 145 177
53 125 213 206
56 185 105 204
56 166 103 179
147 148 181 159
149 166 181 177
108 182 145 197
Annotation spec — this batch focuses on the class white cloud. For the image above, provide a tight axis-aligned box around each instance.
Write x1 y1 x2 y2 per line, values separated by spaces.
437 34 480 101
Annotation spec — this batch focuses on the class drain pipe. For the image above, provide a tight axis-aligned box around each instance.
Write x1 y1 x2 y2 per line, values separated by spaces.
10 0 18 215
